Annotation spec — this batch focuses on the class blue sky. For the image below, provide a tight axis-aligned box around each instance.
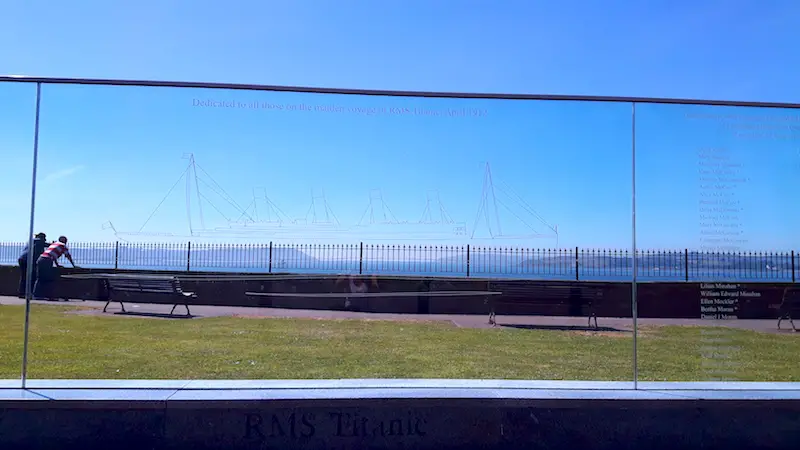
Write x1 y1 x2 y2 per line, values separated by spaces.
1 0 799 250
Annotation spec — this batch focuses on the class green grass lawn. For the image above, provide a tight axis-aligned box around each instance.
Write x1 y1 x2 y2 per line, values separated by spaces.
0 304 798 381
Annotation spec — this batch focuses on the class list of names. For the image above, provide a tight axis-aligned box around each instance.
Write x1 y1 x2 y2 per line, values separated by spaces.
696 146 748 381
697 147 748 251
698 282 764 320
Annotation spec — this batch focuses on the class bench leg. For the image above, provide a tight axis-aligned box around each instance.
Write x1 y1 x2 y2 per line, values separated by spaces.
484 296 497 326
103 300 126 313
103 300 111 313
588 313 598 329
169 303 192 316
780 314 797 332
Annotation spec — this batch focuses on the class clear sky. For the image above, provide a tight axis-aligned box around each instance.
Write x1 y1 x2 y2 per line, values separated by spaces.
1 0 799 250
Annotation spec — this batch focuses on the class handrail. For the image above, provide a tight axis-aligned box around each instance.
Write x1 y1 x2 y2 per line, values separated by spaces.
1 75 799 109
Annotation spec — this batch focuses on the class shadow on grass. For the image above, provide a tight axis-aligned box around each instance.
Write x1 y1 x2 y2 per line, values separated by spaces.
500 324 628 333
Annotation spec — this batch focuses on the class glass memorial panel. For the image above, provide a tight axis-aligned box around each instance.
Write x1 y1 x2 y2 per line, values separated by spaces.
634 102 800 382
26 82 635 381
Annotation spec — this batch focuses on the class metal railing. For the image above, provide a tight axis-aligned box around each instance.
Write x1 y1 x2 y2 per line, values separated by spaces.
1 241 796 282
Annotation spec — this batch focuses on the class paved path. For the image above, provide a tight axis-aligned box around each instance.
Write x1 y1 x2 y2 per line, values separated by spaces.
0 295 790 333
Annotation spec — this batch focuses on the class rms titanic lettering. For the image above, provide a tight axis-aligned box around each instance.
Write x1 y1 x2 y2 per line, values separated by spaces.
244 411 427 441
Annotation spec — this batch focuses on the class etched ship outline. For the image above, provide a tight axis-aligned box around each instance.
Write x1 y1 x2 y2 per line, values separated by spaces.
104 155 559 244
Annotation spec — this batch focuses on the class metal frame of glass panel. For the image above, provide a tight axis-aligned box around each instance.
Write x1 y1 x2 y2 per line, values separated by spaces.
3 75 799 389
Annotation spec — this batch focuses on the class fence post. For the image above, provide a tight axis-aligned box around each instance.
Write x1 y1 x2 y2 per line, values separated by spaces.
268 241 273 273
575 247 579 281
186 241 191 272
792 250 796 283
359 242 364 274
114 241 119 270
684 249 689 282
466 245 471 277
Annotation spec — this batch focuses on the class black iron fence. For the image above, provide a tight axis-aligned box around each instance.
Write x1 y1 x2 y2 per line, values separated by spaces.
0 241 797 282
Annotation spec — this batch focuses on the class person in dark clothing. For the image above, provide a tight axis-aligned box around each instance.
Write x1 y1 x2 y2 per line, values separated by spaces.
17 233 48 298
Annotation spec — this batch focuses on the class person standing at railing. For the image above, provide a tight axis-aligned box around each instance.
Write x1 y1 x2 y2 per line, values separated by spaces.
16 232 48 298
33 236 76 301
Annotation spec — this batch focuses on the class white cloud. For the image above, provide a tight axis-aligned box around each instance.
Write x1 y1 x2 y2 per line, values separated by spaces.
41 165 85 184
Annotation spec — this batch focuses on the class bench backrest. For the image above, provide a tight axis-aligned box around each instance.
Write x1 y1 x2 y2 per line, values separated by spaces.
489 281 604 300
106 277 179 294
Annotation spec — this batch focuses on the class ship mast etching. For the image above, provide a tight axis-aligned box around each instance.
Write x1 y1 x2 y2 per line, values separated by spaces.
358 189 399 225
471 162 559 245
420 190 456 224
235 187 290 225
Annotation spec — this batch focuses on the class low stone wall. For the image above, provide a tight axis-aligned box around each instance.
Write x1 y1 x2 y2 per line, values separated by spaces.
0 393 798 449
0 265 788 319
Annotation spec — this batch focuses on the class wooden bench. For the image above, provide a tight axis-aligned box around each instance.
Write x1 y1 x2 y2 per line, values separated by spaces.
486 281 604 328
245 290 502 313
777 286 800 332
103 275 196 316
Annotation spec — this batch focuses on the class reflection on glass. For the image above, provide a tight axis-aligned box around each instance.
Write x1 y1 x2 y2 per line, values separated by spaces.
0 82 37 381
17 82 636 381
635 103 800 381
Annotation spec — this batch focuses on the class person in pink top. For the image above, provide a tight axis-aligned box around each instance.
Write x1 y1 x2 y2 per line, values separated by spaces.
33 236 76 300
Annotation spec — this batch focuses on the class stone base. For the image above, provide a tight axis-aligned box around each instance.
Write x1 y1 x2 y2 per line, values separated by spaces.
1 383 799 449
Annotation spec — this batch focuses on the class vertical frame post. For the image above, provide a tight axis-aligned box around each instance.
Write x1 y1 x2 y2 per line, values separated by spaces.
21 82 42 388
631 102 639 389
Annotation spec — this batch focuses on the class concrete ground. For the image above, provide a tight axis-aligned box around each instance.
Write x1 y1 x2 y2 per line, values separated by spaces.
0 295 792 333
